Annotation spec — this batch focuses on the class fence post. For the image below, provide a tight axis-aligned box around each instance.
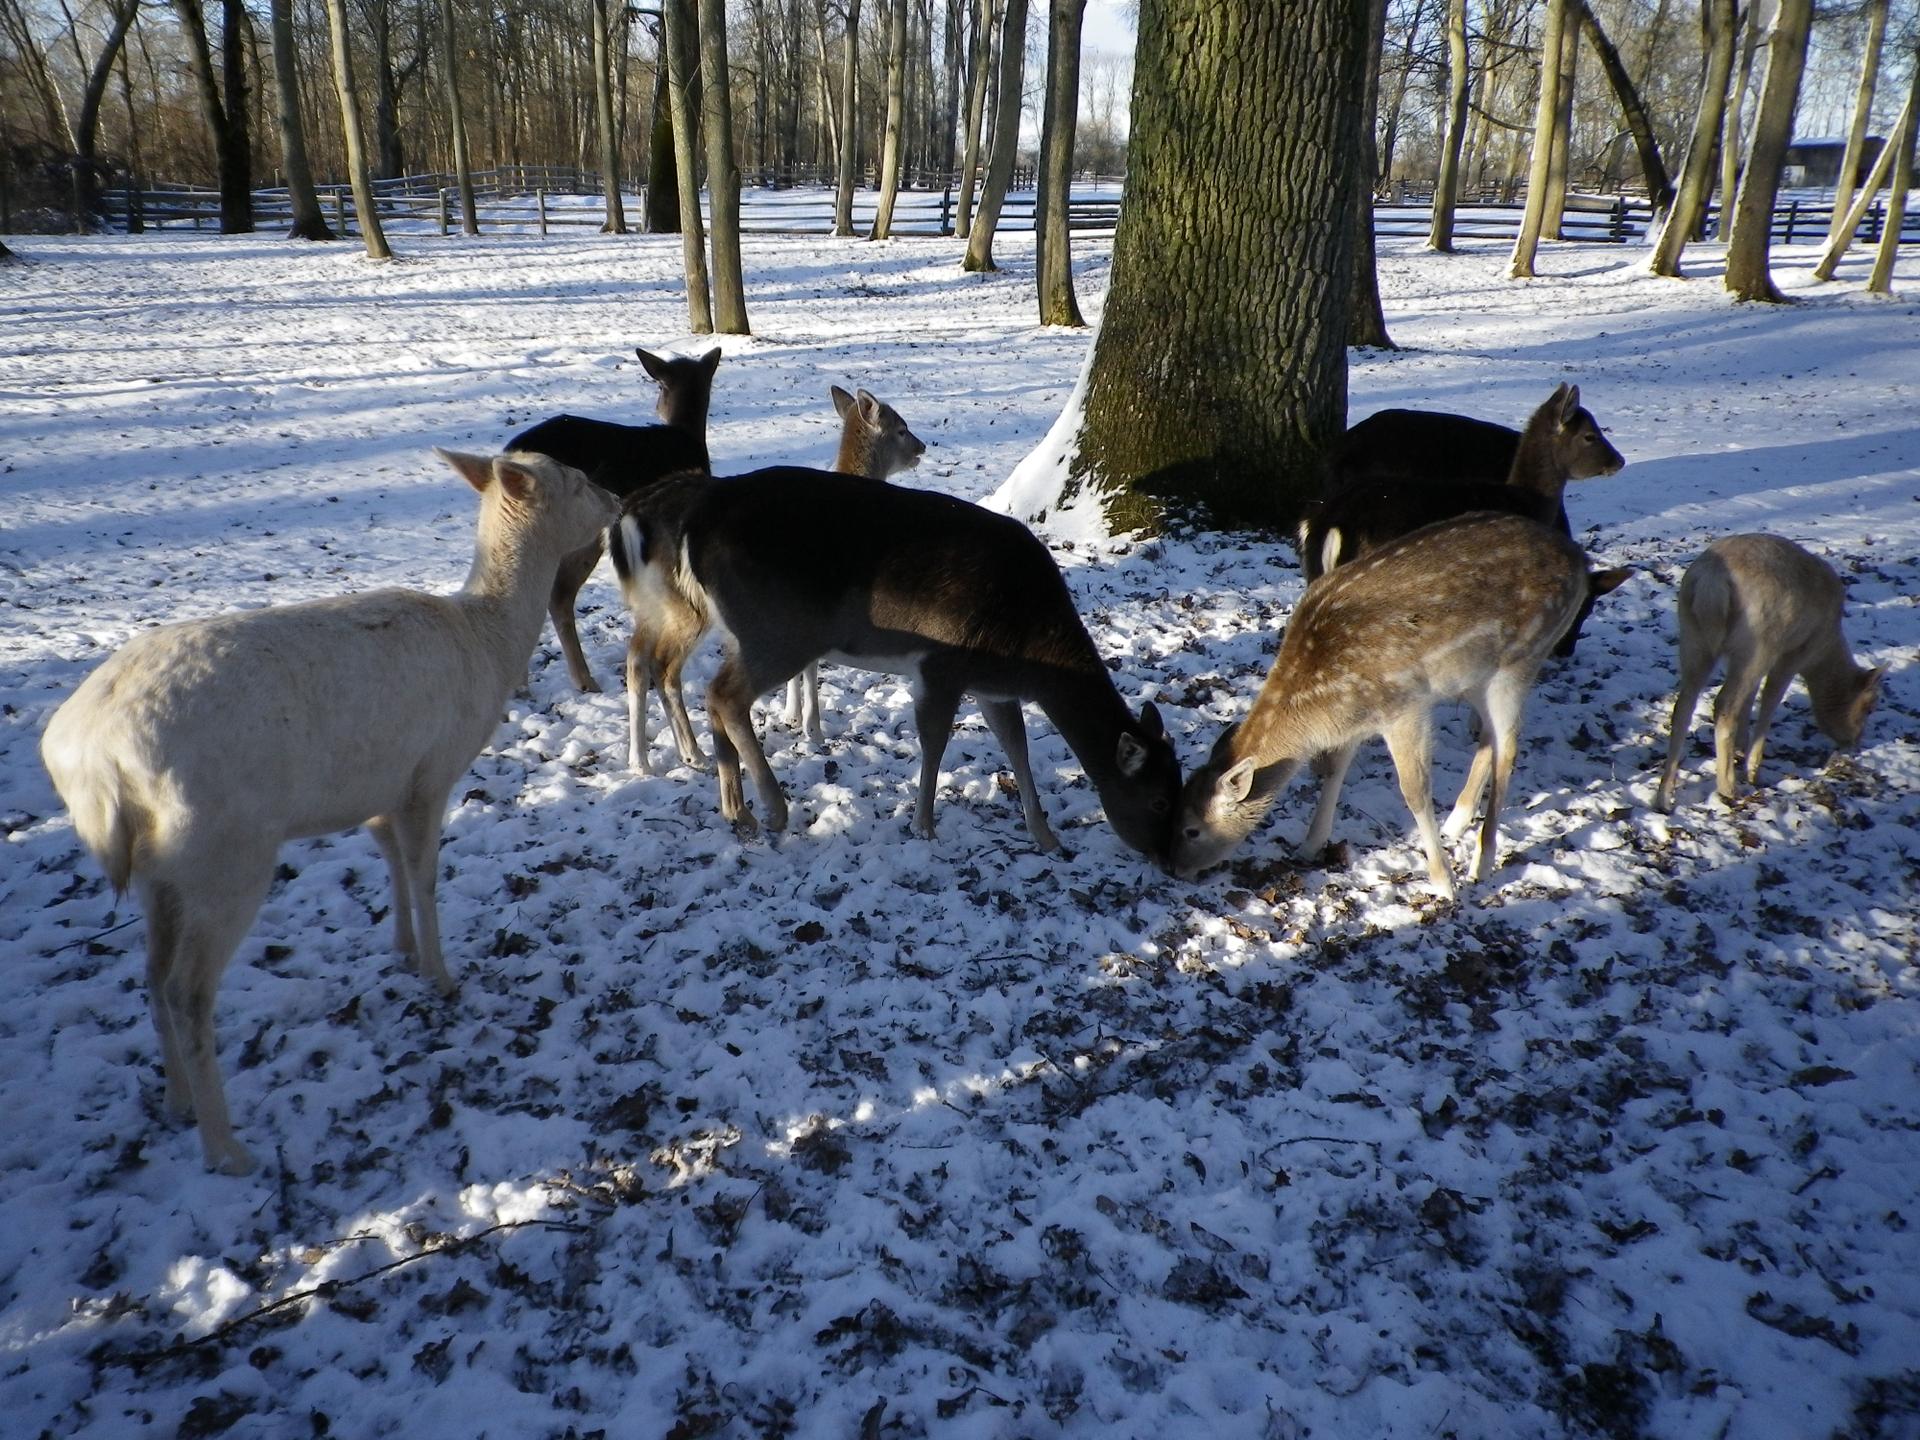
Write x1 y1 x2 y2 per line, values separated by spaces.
1868 200 1883 242
1783 198 1799 244
940 186 952 236
334 189 347 234
439 188 450 236
1610 197 1626 243
537 188 548 236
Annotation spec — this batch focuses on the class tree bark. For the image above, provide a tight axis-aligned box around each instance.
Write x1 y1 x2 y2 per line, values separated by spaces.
698 0 752 332
955 0 992 238
1427 0 1469 250
1724 0 1812 303
663 0 713 328
324 0 393 258
1824 0 1888 250
1647 0 1735 277
438 0 480 234
1036 0 1085 325
870 0 909 236
1348 0 1393 347
172 0 254 232
593 0 629 232
1813 80 1910 281
1510 0 1568 277
645 21 680 231
1575 0 1671 210
834 0 863 234
1866 53 1917 296
1543 7 1576 237
1718 0 1761 241
1068 0 1371 531
270 0 333 239
65 0 137 229
962 0 1025 271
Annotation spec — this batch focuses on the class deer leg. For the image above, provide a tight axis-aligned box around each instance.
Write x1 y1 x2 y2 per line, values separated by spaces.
979 698 1059 852
1655 644 1715 813
390 792 455 997
549 537 607 693
624 628 656 774
1381 711 1453 900
1443 696 1497 842
139 877 192 1120
1300 742 1359 859
1472 672 1534 885
366 816 416 957
709 655 788 835
909 678 965 842
1743 666 1796 787
162 853 276 1175
801 663 825 742
653 614 708 770
1711 656 1767 805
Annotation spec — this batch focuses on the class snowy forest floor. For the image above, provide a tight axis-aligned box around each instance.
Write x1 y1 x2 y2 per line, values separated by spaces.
1 227 1918 1440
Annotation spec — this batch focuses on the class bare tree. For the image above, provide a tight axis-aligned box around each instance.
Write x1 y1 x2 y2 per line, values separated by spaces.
171 0 254 231
1813 80 1911 281
1035 0 1085 324
1574 0 1671 210
1866 46 1917 296
870 0 908 235
962 0 1024 270
955 0 991 237
1428 0 1468 250
1647 0 1736 276
833 0 863 233
1349 0 1392 347
438 0 478 234
271 0 334 239
663 0 712 328
592 0 628 232
699 0 751 331
1510 0 1570 277
1824 0 1889 251
323 0 392 258
63 0 138 228
1724 0 1812 302
1718 0 1761 240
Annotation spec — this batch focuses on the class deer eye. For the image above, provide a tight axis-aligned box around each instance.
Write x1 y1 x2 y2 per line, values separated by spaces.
1150 798 1170 816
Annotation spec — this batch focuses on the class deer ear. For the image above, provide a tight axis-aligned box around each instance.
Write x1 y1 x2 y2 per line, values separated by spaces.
1137 701 1164 739
856 389 882 426
1558 383 1581 422
492 456 541 504
1220 757 1258 804
1589 565 1634 597
1116 732 1149 777
436 447 495 494
636 347 668 380
831 384 856 417
700 346 722 374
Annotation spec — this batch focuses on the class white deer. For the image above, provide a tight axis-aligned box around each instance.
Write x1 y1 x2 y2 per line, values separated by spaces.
39 451 618 1173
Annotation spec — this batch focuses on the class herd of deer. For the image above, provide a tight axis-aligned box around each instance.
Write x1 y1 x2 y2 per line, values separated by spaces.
39 347 1884 1173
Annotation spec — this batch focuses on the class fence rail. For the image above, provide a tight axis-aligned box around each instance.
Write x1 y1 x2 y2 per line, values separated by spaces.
99 170 1920 249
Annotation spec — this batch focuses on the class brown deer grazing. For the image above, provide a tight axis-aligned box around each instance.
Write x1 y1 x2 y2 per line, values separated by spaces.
607 468 1181 859
1300 385 1625 657
507 345 721 691
782 385 928 739
1175 514 1630 897
1654 534 1882 812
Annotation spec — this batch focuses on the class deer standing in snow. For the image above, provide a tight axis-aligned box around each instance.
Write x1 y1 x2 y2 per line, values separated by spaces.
508 345 720 691
608 468 1180 859
782 384 928 740
1654 534 1881 812
1175 514 1628 897
39 451 618 1173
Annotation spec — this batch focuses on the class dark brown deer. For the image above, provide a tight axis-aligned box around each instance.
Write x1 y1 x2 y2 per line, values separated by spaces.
607 469 1181 860
1299 384 1624 656
1655 534 1881 812
1175 514 1628 898
507 345 721 691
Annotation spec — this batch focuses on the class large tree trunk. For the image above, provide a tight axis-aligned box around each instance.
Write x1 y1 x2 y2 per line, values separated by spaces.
663 0 712 327
870 0 909 236
698 0 751 332
172 0 254 232
962 0 1025 271
1510 0 1569 277
1647 0 1735 277
833 0 863 234
1724 0 1812 303
1067 0 1371 531
1036 0 1085 325
323 0 392 258
1427 0 1469 251
645 22 680 231
438 0 479 234
1866 51 1918 296
1718 0 1761 241
1825 0 1888 250
1543 7 1576 237
270 0 333 239
1348 0 1393 348
955 0 992 237
1575 0 1671 210
68 0 138 229
593 0 629 232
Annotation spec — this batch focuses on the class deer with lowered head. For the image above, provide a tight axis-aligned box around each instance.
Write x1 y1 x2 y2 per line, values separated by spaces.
781 384 929 740
1303 385 1624 657
607 467 1181 860
1175 513 1631 897
507 344 721 692
1654 534 1881 812
39 451 619 1174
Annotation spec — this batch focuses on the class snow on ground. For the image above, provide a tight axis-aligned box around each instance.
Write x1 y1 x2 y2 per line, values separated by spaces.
1 223 1917 1440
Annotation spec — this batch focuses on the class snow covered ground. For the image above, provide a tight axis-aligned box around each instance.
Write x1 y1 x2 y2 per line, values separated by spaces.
1 224 1916 1440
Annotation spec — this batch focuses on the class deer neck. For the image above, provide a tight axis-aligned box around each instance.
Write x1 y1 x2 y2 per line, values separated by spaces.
1803 645 1871 738
1505 411 1568 501
1029 659 1139 797
832 428 876 478
461 506 564 657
